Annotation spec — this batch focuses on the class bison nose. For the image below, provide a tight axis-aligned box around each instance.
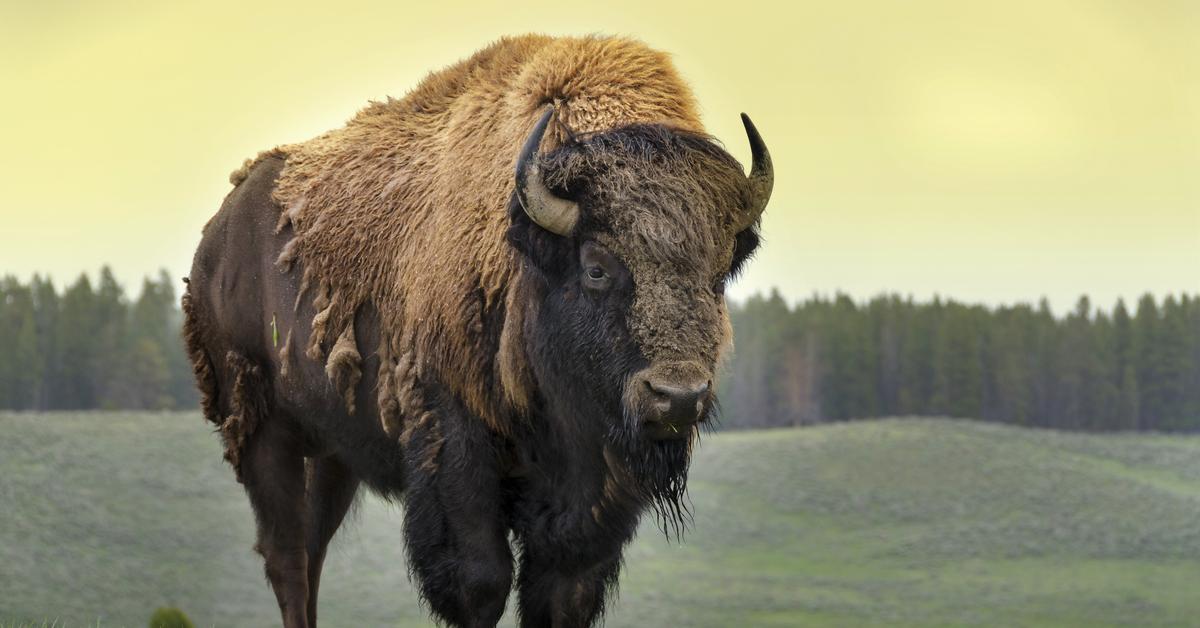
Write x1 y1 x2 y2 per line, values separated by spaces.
645 377 711 426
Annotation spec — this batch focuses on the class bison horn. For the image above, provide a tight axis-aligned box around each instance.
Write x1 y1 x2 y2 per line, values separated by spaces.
515 106 580 236
740 113 774 229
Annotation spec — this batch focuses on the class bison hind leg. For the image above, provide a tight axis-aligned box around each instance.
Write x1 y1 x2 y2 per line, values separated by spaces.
242 416 312 628
303 455 360 627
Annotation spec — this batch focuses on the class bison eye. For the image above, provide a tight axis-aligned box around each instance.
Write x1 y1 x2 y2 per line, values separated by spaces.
583 265 612 292
579 241 622 293
713 277 728 295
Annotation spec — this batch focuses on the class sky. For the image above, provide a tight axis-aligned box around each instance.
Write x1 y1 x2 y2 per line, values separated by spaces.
1 0 1196 312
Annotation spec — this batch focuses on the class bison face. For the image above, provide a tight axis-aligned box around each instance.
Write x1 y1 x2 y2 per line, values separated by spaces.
507 109 772 459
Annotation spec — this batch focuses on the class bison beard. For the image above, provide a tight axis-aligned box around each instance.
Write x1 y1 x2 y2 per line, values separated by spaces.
183 34 772 628
611 408 699 537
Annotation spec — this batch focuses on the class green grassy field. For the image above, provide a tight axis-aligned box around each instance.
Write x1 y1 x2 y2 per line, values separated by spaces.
3 413 1200 627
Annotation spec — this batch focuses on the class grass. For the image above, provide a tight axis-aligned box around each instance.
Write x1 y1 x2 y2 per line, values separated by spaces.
3 413 1200 626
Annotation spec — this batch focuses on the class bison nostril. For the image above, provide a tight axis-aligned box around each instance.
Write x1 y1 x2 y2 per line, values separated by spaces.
647 380 708 398
644 378 710 423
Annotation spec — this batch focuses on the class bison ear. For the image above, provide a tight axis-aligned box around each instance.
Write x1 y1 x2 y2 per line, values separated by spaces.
506 192 574 276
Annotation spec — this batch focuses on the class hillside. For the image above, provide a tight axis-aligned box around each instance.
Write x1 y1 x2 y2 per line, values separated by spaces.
3 414 1200 626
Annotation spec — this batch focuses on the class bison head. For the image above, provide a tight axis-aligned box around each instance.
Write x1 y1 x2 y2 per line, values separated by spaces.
507 106 772 518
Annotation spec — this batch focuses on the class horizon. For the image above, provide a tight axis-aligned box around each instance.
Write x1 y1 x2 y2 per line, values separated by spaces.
4 264 1194 319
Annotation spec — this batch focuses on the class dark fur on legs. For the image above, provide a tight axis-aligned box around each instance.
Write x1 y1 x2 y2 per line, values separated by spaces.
242 419 311 628
515 546 622 628
303 456 359 627
402 394 513 628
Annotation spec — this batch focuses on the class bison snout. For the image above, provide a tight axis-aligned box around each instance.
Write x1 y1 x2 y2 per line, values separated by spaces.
646 378 710 420
628 364 712 439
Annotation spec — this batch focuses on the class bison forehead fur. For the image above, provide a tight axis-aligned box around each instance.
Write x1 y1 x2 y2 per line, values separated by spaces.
537 124 754 366
183 33 767 628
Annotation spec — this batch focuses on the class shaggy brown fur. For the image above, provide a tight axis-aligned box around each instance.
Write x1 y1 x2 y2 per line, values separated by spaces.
221 351 270 480
260 34 708 433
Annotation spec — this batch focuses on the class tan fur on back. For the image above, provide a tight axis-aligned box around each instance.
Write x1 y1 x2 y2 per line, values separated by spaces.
265 35 704 431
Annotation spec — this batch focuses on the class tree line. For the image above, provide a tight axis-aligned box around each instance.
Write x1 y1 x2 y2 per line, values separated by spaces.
721 291 1200 432
0 268 196 410
2 269 1197 432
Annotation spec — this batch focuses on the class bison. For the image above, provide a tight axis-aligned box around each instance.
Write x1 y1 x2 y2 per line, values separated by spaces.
182 34 772 628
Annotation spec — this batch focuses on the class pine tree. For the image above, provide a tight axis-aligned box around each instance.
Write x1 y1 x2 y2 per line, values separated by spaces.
125 275 176 409
57 273 98 409
897 297 936 416
1157 296 1194 429
1028 299 1062 428
1118 364 1140 430
931 302 984 419
0 278 10 408
1186 295 1200 422
157 270 198 409
870 296 903 416
1133 294 1163 430
1111 300 1138 429
987 306 1033 425
721 293 773 428
1088 311 1119 429
0 277 41 409
30 275 61 410
822 294 878 419
92 266 130 408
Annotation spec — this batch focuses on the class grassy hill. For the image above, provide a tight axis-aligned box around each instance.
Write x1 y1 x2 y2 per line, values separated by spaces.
3 414 1200 627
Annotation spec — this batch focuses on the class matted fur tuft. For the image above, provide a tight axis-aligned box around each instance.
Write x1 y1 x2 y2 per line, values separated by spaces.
222 351 270 482
181 288 219 427
259 35 706 430
325 324 362 414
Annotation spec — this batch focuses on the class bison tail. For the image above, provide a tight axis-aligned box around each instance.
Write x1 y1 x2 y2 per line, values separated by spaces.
181 287 221 427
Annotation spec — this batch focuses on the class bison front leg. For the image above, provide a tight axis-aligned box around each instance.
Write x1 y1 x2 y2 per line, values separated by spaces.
515 548 622 628
402 410 513 628
510 455 641 627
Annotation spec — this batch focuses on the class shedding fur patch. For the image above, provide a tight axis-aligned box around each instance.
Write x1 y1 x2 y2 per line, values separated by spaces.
408 408 444 473
222 351 269 483
325 323 362 414
262 34 705 431
376 347 401 438
374 344 442 470
377 346 417 438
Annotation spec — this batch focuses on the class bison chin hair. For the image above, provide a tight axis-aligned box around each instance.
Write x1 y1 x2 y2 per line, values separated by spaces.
608 400 719 538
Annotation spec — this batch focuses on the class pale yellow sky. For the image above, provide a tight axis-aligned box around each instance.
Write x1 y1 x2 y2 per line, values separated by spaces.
1 0 1196 311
